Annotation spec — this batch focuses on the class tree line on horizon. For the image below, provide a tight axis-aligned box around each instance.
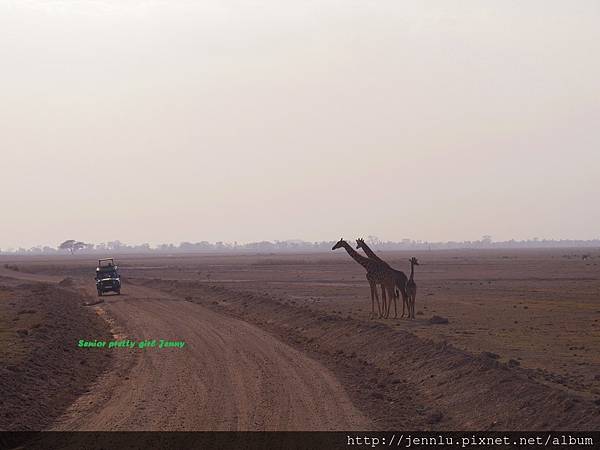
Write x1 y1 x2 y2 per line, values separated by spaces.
2 236 600 255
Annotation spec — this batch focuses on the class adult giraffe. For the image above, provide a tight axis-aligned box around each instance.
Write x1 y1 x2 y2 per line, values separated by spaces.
355 238 409 319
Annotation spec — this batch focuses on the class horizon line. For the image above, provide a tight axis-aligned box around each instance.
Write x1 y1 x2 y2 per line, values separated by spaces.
2 237 600 255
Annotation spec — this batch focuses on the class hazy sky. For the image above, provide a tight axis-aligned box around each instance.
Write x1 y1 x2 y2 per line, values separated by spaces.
1 1 599 249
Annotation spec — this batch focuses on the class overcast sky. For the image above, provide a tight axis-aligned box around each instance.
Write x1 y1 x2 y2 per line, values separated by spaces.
1 1 599 249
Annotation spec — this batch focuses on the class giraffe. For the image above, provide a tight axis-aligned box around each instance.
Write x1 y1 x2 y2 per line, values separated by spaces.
406 257 419 319
331 238 397 319
355 238 409 319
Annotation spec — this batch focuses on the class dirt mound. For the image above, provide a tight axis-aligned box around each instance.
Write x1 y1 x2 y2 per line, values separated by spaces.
429 315 449 324
0 283 113 430
58 277 75 287
139 278 600 431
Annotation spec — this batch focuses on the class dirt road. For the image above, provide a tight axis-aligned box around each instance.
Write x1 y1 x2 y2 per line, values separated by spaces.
0 267 369 431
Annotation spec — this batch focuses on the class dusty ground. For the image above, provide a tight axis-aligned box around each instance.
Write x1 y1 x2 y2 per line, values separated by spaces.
0 264 368 431
1 248 600 430
0 275 112 430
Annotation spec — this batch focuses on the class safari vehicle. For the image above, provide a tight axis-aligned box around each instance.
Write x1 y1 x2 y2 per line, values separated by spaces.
95 258 121 296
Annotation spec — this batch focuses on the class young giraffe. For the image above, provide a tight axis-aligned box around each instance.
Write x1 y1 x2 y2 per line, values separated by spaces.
406 257 419 319
332 238 396 319
355 238 409 319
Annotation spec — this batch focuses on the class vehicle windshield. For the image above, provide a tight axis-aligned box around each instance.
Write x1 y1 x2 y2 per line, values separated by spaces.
97 270 118 279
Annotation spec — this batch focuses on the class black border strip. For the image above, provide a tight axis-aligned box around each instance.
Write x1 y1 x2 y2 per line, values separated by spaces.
1 431 599 450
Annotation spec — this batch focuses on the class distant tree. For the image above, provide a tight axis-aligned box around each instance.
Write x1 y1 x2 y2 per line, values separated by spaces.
59 240 75 253
72 241 87 253
136 243 151 252
179 242 196 252
59 240 87 254
192 241 212 251
158 243 176 252
367 235 381 246
107 240 123 251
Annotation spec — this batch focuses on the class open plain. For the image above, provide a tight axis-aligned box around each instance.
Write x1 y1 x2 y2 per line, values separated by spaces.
1 248 600 431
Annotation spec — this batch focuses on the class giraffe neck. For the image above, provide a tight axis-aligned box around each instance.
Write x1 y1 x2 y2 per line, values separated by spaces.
361 242 383 262
409 261 415 281
341 242 372 270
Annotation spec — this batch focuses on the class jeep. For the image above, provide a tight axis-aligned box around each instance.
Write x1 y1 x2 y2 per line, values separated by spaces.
95 258 121 296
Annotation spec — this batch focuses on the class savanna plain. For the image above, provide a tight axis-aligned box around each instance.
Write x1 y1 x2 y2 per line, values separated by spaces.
1 248 599 431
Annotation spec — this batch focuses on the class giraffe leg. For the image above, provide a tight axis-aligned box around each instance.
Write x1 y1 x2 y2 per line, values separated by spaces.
369 282 377 318
401 291 407 318
384 286 389 318
380 286 387 318
412 291 417 319
384 286 391 319
386 285 394 319
383 287 389 318
373 284 382 318
400 288 408 319
393 288 399 319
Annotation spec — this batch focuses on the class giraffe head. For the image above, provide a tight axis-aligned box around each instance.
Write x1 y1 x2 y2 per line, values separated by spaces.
409 257 420 266
355 238 367 251
332 238 346 250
